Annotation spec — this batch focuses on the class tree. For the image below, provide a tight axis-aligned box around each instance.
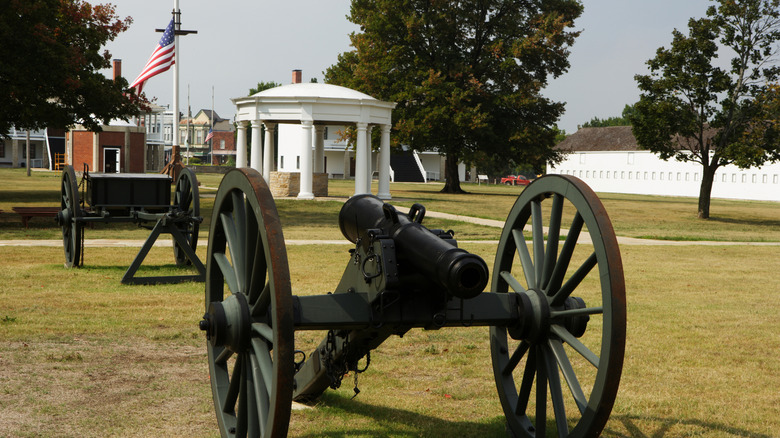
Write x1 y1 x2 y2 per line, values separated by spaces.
249 81 281 95
325 0 582 193
0 0 138 134
630 0 780 218
581 104 634 127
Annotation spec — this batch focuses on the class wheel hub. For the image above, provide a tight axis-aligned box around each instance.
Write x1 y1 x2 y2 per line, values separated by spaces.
200 293 251 352
509 290 590 342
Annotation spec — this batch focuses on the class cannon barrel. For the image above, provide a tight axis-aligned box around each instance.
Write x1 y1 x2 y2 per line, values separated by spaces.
339 194 489 299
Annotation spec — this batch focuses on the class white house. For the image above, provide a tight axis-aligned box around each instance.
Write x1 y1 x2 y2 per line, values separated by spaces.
548 126 780 202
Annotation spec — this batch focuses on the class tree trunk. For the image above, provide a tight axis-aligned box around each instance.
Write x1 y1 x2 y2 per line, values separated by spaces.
440 153 465 193
697 164 717 219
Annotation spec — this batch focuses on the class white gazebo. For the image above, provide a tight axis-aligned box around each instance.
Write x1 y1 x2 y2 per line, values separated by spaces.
232 82 396 199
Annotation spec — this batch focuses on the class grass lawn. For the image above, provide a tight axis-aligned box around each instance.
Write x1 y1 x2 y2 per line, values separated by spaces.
1 167 779 437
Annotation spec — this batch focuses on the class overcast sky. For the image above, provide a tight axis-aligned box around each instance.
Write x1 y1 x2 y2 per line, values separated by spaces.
104 0 712 133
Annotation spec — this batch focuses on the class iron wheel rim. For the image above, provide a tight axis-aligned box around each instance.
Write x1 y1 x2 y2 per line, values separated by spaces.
172 167 200 266
60 165 82 268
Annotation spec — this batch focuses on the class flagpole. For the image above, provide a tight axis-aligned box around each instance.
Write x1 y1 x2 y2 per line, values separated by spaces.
171 0 180 177
210 85 214 165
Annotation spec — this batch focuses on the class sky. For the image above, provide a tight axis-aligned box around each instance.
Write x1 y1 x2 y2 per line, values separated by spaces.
104 0 713 133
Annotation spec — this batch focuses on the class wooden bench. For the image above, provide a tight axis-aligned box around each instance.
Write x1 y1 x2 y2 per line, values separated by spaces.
12 207 60 228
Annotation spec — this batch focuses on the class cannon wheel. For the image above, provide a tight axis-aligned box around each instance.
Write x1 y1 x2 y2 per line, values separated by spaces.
203 168 294 437
60 165 83 268
172 167 200 266
490 175 626 438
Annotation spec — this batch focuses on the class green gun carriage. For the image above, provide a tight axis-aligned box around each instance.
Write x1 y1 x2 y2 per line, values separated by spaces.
56 164 204 284
199 168 626 437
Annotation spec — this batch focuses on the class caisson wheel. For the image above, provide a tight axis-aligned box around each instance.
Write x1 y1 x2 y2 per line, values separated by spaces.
200 168 294 438
58 165 83 268
172 167 200 266
491 174 626 438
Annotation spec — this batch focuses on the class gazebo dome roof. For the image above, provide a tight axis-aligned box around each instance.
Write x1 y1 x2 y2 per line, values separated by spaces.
252 83 378 101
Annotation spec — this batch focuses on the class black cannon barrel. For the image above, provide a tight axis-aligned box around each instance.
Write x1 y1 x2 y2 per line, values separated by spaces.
339 194 489 299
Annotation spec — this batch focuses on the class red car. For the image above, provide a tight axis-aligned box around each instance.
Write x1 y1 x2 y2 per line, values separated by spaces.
500 175 530 186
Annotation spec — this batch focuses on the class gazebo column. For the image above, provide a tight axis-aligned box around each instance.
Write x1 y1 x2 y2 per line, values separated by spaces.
377 124 392 199
343 147 351 178
366 125 374 192
262 122 276 181
236 121 248 168
354 122 369 195
314 125 325 173
250 120 263 171
298 120 315 199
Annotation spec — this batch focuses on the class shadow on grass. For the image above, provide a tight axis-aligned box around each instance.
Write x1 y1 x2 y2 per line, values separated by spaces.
297 393 771 438
706 215 780 228
607 414 772 438
296 392 508 437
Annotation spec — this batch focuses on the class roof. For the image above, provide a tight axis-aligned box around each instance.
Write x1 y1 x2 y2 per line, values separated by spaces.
251 83 377 101
556 126 640 152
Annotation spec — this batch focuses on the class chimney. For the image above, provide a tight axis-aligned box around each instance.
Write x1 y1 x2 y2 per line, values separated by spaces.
113 59 122 81
292 69 302 84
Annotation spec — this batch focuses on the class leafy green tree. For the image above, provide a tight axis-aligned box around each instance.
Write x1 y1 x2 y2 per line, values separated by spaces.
581 105 634 127
630 0 780 218
0 0 138 134
325 0 582 193
249 81 282 95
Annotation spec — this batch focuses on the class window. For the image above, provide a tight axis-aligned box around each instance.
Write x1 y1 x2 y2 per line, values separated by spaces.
685 173 690 181
722 173 727 182
280 156 284 168
677 172 682 181
579 153 586 164
627 153 634 165
628 172 632 180
614 171 618 179
762 174 768 183
660 172 665 181
668 172 672 181
0 140 4 157
196 130 203 144
652 172 656 180
732 174 737 183
600 171 604 178
636 171 640 180
621 171 625 179
752 174 757 183
694 173 699 182
742 174 747 183
296 156 300 169
324 127 329 140
774 175 779 184
220 140 225 150
644 172 648 180
586 171 590 178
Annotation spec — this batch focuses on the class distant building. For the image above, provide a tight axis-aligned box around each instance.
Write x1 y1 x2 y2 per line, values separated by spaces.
548 126 780 202
0 127 66 169
179 109 235 165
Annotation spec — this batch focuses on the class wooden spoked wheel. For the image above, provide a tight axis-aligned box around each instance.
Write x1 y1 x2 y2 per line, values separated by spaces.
490 175 626 438
59 165 83 268
200 168 294 438
172 167 200 266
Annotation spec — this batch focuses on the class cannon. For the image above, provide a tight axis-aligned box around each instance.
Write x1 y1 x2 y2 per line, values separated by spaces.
199 168 626 437
57 164 204 284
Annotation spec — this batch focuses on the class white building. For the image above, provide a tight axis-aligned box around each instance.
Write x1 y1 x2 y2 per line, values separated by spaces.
548 126 780 202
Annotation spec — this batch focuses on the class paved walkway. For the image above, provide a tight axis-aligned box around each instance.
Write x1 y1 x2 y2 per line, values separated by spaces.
2 208 777 247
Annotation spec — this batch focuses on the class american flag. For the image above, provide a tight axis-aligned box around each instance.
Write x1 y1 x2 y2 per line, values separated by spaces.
130 18 176 94
205 128 214 143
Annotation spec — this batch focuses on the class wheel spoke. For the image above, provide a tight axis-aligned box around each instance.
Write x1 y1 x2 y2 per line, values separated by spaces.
246 353 260 438
499 271 526 294
251 338 274 396
221 211 246 294
512 229 535 289
215 346 234 364
541 194 564 290
251 283 271 318
503 340 530 376
549 339 587 415
543 344 569 437
531 200 544 286
545 212 584 296
237 355 248 438
551 251 597 307
535 346 547 438
224 354 243 414
516 347 537 416
252 322 274 344
551 324 599 368
551 306 603 319
214 253 239 295
250 353 269 437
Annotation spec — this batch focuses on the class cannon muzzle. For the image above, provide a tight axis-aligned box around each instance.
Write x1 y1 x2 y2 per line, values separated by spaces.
339 194 489 299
